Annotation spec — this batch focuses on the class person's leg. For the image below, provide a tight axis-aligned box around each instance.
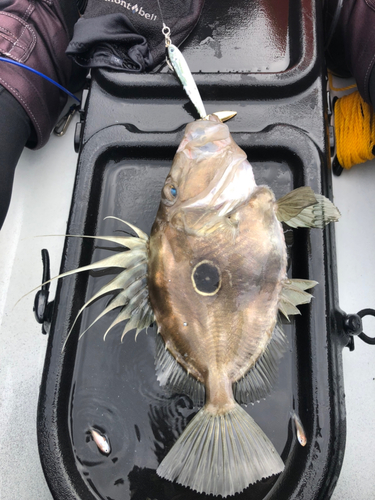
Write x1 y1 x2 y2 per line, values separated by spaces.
0 0 81 149
0 84 31 229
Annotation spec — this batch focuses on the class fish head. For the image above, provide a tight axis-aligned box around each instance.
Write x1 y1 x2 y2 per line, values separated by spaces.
153 114 257 236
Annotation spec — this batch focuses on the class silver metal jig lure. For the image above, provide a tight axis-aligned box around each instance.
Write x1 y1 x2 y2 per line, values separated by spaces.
162 23 207 119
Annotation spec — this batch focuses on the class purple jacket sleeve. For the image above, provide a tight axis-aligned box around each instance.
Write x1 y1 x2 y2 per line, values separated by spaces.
0 0 79 148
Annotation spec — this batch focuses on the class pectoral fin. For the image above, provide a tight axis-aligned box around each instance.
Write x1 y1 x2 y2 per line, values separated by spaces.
278 278 318 320
276 187 340 228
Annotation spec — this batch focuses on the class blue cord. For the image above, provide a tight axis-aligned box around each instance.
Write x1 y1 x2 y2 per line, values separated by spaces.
0 56 81 103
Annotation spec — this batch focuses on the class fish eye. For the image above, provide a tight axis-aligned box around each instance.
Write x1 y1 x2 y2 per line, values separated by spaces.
162 181 178 205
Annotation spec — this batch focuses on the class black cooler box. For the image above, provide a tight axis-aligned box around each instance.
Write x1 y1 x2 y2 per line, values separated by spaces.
36 1 349 499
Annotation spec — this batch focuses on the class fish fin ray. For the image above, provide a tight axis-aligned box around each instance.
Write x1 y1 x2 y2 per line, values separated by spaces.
278 278 318 320
155 334 205 407
103 288 149 341
121 309 144 342
277 187 341 228
135 305 155 337
37 250 144 307
233 325 287 404
61 274 133 351
103 306 133 341
103 216 148 240
57 234 145 249
27 230 149 308
121 298 154 342
60 228 148 349
69 267 143 327
157 403 284 497
76 297 125 342
276 187 317 222
278 301 301 320
64 265 148 349
75 283 144 343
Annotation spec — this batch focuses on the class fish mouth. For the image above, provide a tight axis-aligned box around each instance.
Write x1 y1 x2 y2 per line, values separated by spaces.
176 115 231 159
182 156 256 214
164 114 257 235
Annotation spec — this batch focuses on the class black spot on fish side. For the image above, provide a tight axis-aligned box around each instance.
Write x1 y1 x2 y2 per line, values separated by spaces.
192 260 221 296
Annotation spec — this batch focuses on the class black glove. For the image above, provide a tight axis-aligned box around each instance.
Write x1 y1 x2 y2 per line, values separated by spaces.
66 0 205 72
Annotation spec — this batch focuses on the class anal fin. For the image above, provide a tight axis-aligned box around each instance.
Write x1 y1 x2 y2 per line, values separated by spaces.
233 325 287 404
155 334 205 407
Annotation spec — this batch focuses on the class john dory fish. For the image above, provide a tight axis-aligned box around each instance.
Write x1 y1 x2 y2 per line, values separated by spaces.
150 114 289 495
47 114 340 497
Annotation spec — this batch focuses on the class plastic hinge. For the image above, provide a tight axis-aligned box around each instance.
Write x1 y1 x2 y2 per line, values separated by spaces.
343 309 375 351
33 249 54 335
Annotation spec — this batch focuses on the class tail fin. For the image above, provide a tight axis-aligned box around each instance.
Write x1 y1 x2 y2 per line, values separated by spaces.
156 403 284 497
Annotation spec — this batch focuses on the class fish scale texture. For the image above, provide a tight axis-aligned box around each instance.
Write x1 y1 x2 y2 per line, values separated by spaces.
157 404 284 497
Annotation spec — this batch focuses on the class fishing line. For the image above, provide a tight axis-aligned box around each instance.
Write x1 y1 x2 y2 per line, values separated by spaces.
0 56 81 103
155 0 167 29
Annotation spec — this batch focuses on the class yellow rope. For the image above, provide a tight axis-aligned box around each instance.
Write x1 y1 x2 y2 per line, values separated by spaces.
335 91 375 169
328 72 357 92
